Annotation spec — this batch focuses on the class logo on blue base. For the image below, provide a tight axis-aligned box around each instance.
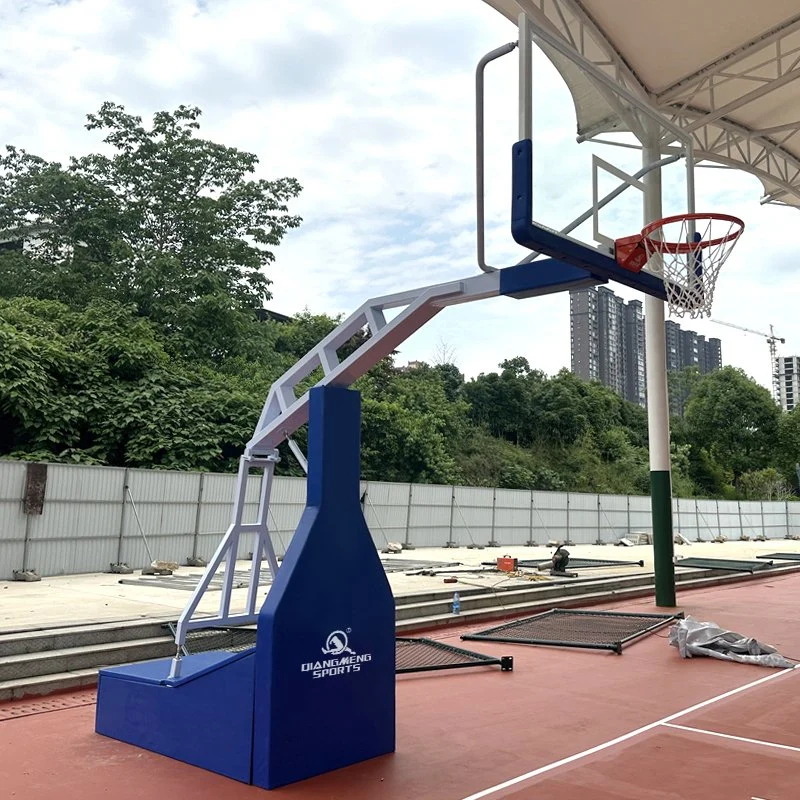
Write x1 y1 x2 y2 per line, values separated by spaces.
301 628 373 679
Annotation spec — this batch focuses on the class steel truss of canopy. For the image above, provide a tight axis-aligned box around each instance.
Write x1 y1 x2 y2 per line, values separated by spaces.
488 0 800 206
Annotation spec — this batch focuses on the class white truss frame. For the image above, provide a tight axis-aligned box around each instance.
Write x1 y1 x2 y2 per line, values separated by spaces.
169 271 501 671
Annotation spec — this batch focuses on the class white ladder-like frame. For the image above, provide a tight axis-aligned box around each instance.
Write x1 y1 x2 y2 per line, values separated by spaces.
170 271 501 670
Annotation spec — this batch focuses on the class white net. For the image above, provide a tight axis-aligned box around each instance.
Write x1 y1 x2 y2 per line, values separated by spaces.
641 214 743 319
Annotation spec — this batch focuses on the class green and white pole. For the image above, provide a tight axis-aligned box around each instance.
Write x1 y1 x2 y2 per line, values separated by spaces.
642 124 676 607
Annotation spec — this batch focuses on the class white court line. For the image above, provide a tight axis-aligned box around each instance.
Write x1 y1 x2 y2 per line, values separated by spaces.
460 666 797 800
662 722 800 755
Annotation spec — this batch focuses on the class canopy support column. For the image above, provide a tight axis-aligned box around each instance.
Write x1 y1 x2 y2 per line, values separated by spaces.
642 123 676 607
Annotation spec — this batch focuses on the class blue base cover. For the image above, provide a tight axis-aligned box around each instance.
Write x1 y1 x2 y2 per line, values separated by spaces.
95 650 256 783
94 386 396 791
252 386 396 789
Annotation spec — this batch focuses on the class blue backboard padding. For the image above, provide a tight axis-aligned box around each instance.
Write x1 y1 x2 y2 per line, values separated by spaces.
97 650 251 687
499 258 602 298
510 139 668 301
252 386 396 790
95 650 255 783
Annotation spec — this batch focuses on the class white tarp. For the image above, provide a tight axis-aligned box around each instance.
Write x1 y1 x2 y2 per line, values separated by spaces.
668 616 795 669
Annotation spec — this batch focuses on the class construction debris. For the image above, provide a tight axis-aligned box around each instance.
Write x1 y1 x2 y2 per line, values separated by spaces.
12 569 41 582
617 532 651 546
142 560 179 576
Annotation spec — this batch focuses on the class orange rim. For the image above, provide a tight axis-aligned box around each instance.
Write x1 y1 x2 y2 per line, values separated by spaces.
641 212 744 255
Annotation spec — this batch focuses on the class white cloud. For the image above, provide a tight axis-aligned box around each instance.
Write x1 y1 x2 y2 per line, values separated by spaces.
1 0 798 392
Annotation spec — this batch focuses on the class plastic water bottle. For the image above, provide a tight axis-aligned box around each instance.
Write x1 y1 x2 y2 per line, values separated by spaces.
452 592 461 615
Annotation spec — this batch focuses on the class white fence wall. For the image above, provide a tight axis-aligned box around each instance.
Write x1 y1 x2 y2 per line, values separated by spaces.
1 460 799 579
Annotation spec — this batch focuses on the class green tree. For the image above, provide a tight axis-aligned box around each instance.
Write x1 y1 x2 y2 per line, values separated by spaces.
432 362 464 403
0 102 302 361
778 408 800 490
0 297 260 470
684 367 780 482
668 366 702 418
737 467 793 501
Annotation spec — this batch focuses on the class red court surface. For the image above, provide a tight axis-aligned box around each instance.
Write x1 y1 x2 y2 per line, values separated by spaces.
2 572 800 799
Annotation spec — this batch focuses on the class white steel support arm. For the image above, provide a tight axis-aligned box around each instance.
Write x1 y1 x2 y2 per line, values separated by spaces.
246 272 499 456
168 270 500 672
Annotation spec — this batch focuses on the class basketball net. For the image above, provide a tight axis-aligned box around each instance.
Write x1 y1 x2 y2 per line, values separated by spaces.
640 214 744 319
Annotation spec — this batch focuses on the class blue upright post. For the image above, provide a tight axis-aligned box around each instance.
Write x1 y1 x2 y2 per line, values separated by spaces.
251 386 396 789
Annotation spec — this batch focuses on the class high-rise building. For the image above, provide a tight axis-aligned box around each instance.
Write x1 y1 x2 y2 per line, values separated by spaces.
596 287 626 397
776 356 800 412
569 287 723 410
665 320 681 372
624 299 646 407
667 326 723 415
569 289 600 382
705 337 723 372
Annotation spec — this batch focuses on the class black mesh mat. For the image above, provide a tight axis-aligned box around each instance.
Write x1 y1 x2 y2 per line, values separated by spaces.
461 609 683 654
395 638 510 673
174 626 511 673
182 626 258 654
515 558 644 570
757 552 800 561
380 559 461 573
674 557 773 573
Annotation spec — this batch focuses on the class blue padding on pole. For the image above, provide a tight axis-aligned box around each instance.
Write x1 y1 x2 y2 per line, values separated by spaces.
95 652 256 783
510 139 668 301
252 386 396 790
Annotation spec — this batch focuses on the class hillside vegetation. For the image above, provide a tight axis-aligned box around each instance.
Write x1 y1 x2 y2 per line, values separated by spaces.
1 103 797 500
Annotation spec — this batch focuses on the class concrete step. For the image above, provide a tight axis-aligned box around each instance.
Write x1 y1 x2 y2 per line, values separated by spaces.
395 573 657 620
0 637 176 682
398 561 800 621
0 617 177 658
397 562 800 634
0 669 100 702
396 581 674 634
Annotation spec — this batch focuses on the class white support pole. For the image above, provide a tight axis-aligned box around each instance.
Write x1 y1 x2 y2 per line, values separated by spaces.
518 12 532 141
642 123 676 607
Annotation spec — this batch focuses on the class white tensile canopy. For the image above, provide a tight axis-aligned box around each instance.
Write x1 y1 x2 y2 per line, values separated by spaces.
485 0 800 206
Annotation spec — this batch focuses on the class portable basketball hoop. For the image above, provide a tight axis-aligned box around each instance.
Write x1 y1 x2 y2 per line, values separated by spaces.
615 213 744 319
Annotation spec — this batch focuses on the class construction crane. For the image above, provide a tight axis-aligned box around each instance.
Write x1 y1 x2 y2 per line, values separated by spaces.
710 319 785 402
